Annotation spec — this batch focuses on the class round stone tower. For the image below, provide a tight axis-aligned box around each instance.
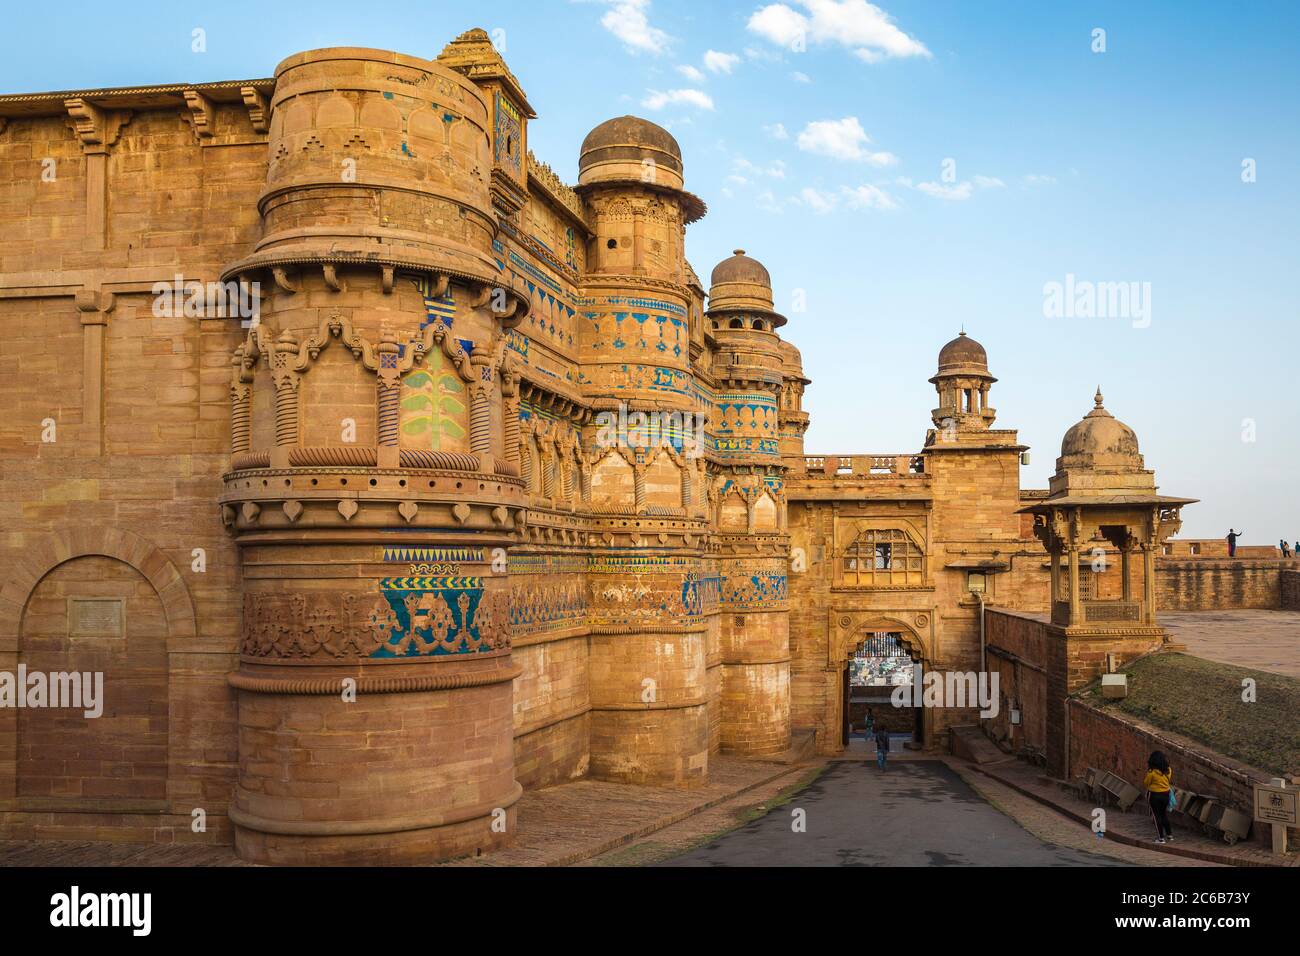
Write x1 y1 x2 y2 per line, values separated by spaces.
574 117 713 787
705 250 792 756
218 47 531 864
777 338 811 463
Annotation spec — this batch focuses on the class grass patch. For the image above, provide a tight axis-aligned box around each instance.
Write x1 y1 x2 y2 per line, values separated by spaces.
1080 653 1300 777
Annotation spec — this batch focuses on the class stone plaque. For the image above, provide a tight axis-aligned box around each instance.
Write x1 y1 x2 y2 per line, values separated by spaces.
69 598 124 638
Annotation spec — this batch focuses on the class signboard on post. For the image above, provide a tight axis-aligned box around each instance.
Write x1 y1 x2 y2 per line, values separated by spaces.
1254 782 1297 856
1254 783 1298 826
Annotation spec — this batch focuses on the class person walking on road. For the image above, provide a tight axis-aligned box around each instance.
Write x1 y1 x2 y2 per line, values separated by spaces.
874 726 890 771
1226 529 1243 558
1143 750 1175 844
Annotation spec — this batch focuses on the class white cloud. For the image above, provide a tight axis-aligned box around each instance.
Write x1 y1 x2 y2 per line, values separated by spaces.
747 0 930 62
734 157 787 179
916 180 974 200
642 88 715 111
796 117 896 165
1023 173 1058 186
743 45 783 62
791 183 899 214
905 175 1003 200
842 183 898 210
763 122 790 140
676 64 706 82
748 3 809 47
599 0 671 55
797 186 839 213
791 70 812 83
704 49 742 74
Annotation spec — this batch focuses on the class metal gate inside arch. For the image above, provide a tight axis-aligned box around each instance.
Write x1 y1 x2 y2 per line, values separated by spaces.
844 631 923 746
850 632 917 686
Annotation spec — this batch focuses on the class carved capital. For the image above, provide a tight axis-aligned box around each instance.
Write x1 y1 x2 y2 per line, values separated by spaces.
74 288 115 323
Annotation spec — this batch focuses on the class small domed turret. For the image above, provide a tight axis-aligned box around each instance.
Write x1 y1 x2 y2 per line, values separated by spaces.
929 330 997 432
706 250 785 327
1058 388 1143 472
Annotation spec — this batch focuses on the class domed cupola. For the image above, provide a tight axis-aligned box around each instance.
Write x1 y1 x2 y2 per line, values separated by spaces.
1020 387 1198 636
1057 388 1144 473
706 249 785 328
930 331 997 433
575 115 706 223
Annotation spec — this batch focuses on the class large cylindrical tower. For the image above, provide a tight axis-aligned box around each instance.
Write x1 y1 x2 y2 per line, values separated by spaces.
705 251 791 756
218 47 531 864
575 117 713 786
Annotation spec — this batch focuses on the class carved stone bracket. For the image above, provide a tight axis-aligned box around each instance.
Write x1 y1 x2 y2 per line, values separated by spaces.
64 98 132 154
182 89 216 140
239 86 270 133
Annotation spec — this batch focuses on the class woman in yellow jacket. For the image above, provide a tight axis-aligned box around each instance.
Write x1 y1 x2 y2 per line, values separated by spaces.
1143 750 1174 844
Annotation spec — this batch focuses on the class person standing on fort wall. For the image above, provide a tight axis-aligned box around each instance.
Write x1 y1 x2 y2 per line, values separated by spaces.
1281 539 1292 558
1226 528 1244 557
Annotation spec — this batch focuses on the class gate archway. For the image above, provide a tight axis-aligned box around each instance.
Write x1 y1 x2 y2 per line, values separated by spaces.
842 631 924 747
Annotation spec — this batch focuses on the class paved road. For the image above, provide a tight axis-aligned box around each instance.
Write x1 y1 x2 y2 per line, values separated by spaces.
662 760 1130 867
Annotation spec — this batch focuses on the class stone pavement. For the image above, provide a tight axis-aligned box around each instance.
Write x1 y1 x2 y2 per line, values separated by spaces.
0 839 246 867
659 759 1134 867
1162 610 1300 678
941 758 1218 867
0 756 806 867
964 755 1298 867
441 755 809 866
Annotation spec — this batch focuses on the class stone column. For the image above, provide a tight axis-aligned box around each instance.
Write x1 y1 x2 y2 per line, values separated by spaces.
1143 543 1157 624
1121 543 1132 603
73 289 113 456
1068 545 1081 626
1049 545 1061 605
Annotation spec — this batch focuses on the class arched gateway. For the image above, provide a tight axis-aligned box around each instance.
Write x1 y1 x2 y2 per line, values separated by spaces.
830 622 928 750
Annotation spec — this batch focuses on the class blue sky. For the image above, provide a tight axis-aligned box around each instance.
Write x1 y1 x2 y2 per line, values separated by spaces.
3 1 1297 542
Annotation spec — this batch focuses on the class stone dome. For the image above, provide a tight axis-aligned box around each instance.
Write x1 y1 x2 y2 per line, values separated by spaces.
706 249 785 327
936 331 988 374
1059 389 1143 469
578 115 683 179
778 338 809 381
710 249 771 289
